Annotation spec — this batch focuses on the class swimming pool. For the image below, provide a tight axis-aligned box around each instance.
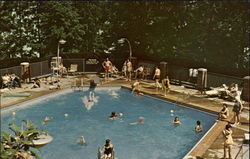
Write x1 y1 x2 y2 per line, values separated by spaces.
1 87 216 159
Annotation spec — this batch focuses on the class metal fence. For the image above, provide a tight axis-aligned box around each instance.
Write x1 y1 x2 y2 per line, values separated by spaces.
0 58 245 88
0 65 22 77
138 60 244 88
0 60 51 79
29 61 51 78
207 72 243 88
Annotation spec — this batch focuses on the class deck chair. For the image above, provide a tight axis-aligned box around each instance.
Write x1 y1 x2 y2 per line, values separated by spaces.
143 67 151 79
68 64 78 75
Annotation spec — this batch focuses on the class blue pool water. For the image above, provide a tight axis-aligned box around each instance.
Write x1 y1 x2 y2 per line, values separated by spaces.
1 87 216 159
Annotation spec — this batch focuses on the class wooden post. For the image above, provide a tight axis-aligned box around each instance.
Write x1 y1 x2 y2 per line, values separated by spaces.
197 68 207 94
241 76 249 102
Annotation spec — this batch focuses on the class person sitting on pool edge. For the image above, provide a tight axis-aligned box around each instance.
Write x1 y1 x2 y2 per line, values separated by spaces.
218 104 229 120
102 139 113 159
195 120 203 133
109 112 123 120
172 116 181 125
131 80 140 93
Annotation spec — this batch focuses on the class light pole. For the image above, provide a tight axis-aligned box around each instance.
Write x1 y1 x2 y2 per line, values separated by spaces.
0 92 2 107
118 38 132 60
57 39 66 68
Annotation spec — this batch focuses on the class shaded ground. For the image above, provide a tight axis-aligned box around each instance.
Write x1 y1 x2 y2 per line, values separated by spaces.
1 74 249 159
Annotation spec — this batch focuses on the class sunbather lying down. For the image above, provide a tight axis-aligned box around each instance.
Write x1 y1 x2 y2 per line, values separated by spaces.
205 85 226 96
206 83 241 100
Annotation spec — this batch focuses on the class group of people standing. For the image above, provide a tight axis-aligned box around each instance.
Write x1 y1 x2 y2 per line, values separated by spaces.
122 59 133 81
102 58 147 82
218 99 243 125
217 99 244 159
103 58 171 95
153 66 171 96
130 66 170 97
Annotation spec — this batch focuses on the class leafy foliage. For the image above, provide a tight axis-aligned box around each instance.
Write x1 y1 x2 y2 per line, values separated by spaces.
0 120 48 159
0 1 249 72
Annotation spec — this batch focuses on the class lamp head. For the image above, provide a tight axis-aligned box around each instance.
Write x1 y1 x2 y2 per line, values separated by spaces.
118 38 125 43
59 39 66 44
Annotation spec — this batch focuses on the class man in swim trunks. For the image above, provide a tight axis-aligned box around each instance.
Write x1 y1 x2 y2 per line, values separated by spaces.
153 66 161 91
102 58 112 80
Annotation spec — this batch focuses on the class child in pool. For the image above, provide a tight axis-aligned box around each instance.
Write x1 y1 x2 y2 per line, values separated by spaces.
109 112 123 120
172 116 181 125
195 120 203 133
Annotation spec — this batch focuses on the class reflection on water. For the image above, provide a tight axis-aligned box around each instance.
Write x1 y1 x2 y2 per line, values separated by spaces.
110 90 119 99
81 91 99 111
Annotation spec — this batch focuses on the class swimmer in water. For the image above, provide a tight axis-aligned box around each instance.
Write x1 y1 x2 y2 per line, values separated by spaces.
172 116 181 125
77 136 87 146
195 120 203 133
41 116 53 125
109 112 123 120
130 117 145 125
64 113 69 117
136 92 143 97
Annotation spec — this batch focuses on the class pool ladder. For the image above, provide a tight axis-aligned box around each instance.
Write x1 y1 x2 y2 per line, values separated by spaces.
71 78 85 91
97 147 115 159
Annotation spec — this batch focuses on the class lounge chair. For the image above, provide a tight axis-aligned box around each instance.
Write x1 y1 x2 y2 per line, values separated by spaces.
68 64 78 75
143 67 151 79
205 87 227 97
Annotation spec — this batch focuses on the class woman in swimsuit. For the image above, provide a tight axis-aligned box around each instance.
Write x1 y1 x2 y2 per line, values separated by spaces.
223 124 233 159
103 139 113 159
162 76 170 96
218 104 229 120
195 120 203 133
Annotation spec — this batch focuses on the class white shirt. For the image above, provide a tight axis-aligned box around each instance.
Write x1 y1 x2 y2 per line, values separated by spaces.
155 68 160 76
136 66 143 72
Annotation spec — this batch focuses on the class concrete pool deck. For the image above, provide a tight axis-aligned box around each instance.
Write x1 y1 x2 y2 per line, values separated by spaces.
1 75 249 159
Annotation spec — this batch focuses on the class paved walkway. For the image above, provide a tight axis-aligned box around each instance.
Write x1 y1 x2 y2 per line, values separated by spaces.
1 75 249 159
